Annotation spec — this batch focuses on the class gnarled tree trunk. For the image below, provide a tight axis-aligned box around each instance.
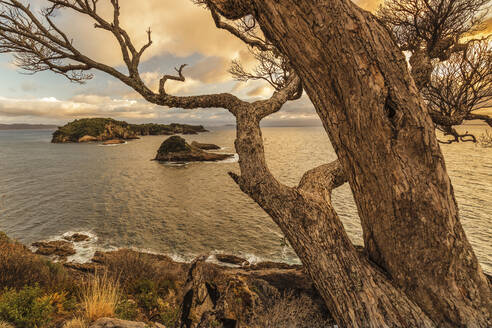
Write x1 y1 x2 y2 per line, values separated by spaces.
1 0 490 326
230 107 434 327
211 0 492 327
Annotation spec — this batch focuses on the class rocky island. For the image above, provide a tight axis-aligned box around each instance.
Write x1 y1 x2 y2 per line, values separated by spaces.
190 141 221 150
155 136 233 162
51 118 208 143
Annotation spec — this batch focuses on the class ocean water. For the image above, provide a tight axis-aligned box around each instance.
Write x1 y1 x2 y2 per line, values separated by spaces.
0 126 490 273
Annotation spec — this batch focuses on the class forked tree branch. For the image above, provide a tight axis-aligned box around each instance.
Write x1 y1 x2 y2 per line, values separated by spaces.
298 160 347 201
159 64 187 95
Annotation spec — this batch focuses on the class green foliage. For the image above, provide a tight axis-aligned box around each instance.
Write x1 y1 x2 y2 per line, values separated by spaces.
0 285 54 328
157 302 180 328
131 279 159 312
0 233 9 244
115 299 139 321
157 136 191 154
53 118 125 142
129 123 174 136
51 118 208 142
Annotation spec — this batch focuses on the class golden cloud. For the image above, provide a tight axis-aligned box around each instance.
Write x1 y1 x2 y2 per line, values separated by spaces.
52 0 247 68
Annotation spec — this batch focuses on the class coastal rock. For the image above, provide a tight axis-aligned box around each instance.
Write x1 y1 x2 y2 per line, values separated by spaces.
191 141 221 150
78 135 98 142
155 136 233 162
102 139 126 145
180 256 331 327
89 318 165 328
63 233 90 242
63 262 98 273
215 254 249 266
32 240 76 259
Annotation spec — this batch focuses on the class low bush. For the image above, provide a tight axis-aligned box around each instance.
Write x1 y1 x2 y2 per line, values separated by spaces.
0 285 54 328
157 300 180 328
102 250 182 296
0 234 74 292
115 299 140 321
248 291 333 328
62 317 88 328
478 130 492 148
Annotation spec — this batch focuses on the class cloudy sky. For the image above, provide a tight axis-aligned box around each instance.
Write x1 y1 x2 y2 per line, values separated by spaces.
0 0 489 126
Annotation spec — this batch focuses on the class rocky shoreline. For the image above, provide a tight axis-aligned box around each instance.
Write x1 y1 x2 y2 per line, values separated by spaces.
3 232 492 327
0 232 332 327
55 236 330 327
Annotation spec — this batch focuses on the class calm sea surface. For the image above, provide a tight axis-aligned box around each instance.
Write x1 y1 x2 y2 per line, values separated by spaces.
0 126 490 273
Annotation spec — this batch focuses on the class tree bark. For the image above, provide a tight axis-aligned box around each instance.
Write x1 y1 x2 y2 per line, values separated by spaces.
231 107 434 328
211 0 492 327
2 0 490 326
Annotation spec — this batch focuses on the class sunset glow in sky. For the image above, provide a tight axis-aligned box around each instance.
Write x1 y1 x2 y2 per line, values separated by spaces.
0 0 489 125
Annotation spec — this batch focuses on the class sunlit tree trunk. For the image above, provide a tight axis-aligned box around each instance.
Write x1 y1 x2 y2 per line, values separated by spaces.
210 0 492 326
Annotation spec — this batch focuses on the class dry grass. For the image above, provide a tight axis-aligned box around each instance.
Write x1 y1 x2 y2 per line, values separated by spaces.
249 291 333 328
0 322 13 328
478 130 492 147
62 317 88 328
102 249 184 292
81 272 119 322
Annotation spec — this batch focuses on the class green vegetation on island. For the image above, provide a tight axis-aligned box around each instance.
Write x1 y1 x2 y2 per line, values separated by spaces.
51 118 208 143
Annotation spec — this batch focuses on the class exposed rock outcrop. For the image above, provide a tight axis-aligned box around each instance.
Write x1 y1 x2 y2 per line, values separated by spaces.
180 257 332 327
89 318 166 328
103 139 126 145
214 254 249 266
155 136 233 162
63 233 90 242
190 141 221 150
78 135 98 142
32 240 76 259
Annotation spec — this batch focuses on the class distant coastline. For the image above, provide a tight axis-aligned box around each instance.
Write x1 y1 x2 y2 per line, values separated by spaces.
0 123 58 130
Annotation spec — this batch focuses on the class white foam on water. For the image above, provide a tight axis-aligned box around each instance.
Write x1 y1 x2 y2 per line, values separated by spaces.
32 231 296 267
206 153 239 164
160 162 189 167
36 230 100 263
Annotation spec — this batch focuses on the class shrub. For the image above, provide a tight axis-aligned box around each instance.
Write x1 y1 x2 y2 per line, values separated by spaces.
132 280 156 311
115 299 139 321
157 300 180 328
0 285 54 328
0 234 74 292
62 317 88 328
248 291 333 328
80 272 119 322
478 130 492 148
102 250 181 295
0 232 9 244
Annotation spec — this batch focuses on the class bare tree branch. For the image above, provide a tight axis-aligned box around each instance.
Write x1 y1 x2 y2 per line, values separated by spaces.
378 0 491 142
0 0 250 112
424 38 492 142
